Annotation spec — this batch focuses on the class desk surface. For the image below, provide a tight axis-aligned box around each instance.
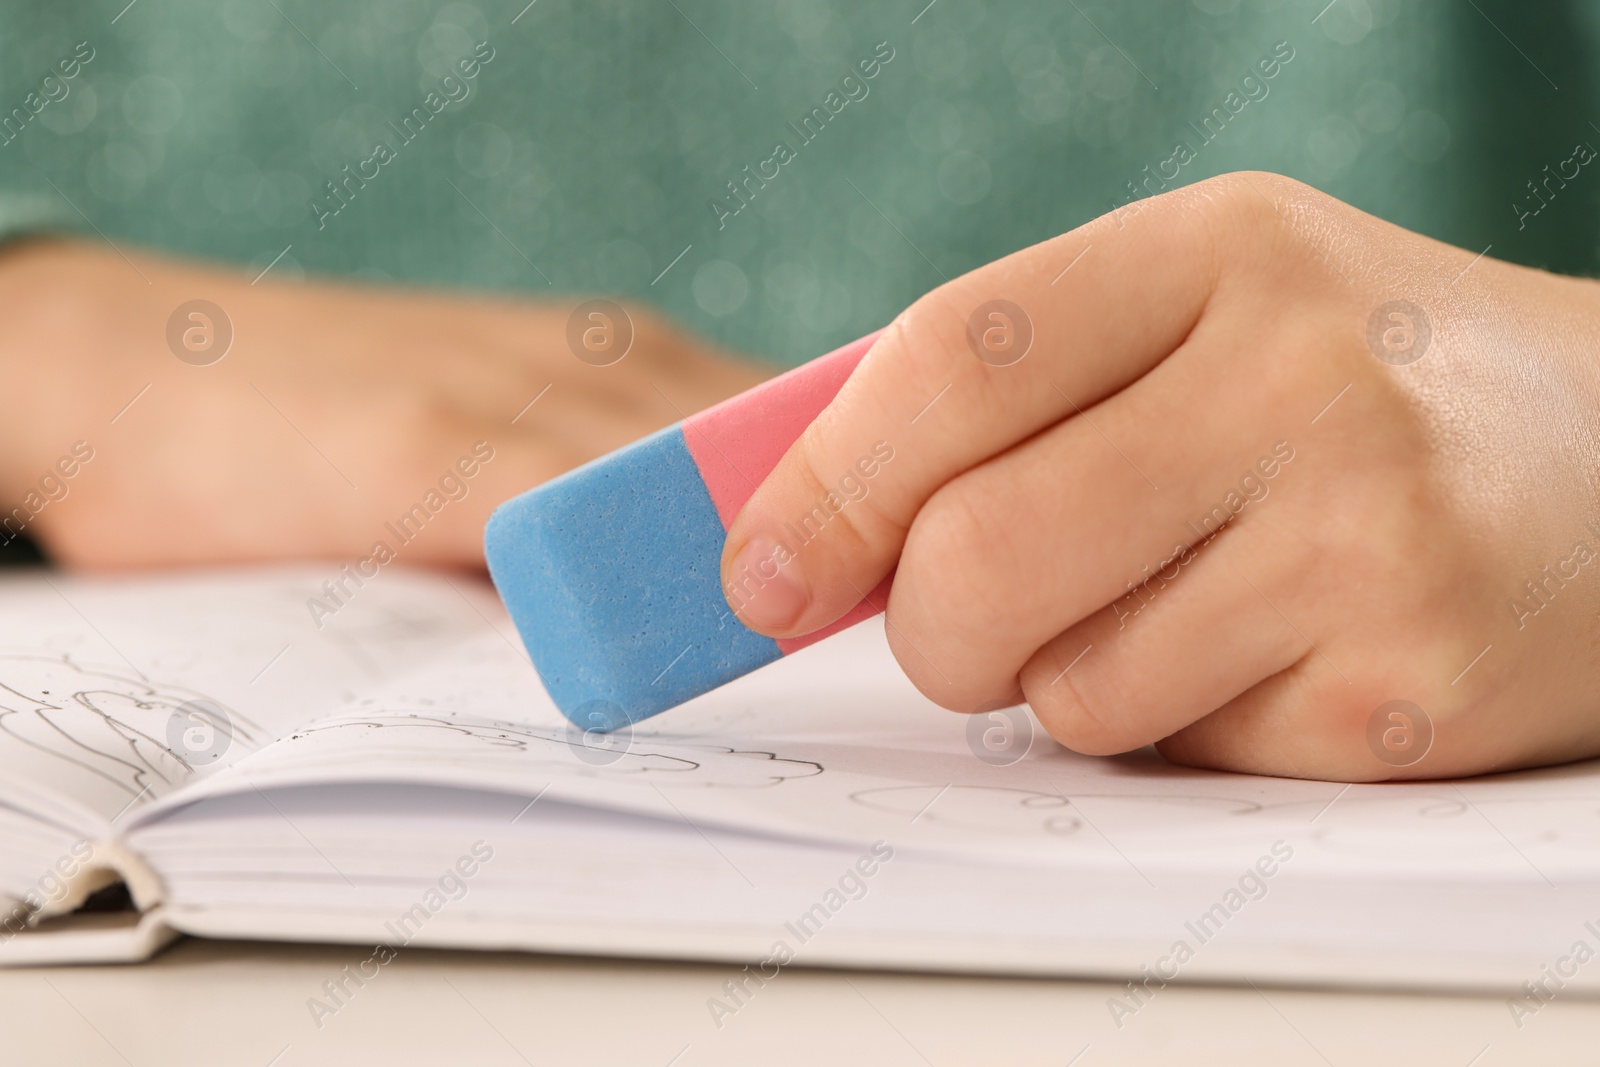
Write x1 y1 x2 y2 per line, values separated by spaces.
2 938 1594 1066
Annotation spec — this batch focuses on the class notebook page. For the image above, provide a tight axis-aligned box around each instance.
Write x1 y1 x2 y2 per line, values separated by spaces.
0 566 490 832
150 576 1600 884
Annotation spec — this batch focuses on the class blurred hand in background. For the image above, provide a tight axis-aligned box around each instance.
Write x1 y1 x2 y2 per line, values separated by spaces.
0 240 766 569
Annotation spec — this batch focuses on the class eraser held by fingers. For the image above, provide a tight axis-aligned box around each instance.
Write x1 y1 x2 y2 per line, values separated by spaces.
485 331 890 731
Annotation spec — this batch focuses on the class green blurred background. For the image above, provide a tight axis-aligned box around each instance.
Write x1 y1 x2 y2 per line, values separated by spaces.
3 0 1597 366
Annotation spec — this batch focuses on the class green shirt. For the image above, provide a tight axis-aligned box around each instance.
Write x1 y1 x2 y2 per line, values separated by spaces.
3 0 1596 366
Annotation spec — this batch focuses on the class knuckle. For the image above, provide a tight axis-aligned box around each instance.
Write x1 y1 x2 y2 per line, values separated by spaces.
883 607 1020 714
1021 660 1131 756
876 299 974 409
784 432 886 563
881 614 967 712
1181 171 1339 272
1201 170 1325 220
898 476 1019 638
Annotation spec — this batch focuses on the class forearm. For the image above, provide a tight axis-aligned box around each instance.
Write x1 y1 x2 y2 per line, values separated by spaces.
0 236 768 568
0 240 128 513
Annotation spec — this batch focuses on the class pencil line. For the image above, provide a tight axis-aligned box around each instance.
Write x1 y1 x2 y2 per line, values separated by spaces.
41 576 146 680
1055 786 1155 888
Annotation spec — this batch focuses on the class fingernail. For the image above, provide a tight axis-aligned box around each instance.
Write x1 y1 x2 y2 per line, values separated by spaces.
725 536 808 633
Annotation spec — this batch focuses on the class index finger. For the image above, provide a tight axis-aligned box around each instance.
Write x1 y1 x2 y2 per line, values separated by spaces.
719 177 1249 639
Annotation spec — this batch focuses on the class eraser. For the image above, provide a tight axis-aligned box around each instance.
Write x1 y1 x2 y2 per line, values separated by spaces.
486 331 890 731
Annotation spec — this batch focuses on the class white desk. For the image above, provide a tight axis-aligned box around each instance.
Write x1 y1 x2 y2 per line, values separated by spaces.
4 938 1594 1065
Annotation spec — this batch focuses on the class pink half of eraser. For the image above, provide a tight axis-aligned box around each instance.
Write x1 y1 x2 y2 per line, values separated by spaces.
682 330 892 654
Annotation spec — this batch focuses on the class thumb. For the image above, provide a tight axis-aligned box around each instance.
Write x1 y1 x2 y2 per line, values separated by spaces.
718 316 927 639
716 328 903 639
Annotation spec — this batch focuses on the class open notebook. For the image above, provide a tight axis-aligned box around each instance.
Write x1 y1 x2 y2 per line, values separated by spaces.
1 566 1595 996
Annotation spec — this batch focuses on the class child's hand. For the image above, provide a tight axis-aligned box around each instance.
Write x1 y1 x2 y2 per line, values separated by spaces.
721 172 1600 782
0 240 765 570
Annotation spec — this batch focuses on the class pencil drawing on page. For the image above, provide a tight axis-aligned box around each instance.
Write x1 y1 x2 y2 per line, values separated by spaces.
283 710 824 787
0 653 259 803
849 784 1279 842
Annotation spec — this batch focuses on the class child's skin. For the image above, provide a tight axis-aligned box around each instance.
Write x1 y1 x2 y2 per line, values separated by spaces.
0 240 764 569
721 172 1600 783
12 172 1600 785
